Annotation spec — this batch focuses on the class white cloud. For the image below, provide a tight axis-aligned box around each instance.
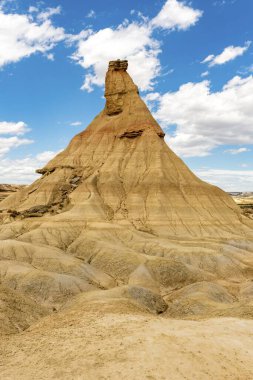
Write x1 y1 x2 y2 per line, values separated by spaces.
201 71 209 77
0 137 33 157
150 74 253 157
0 121 29 135
28 6 39 13
195 169 253 191
201 54 214 64
0 121 33 157
0 157 39 183
0 120 62 182
213 0 237 6
0 150 59 184
0 145 60 183
36 150 59 162
224 147 250 155
0 119 59 182
222 75 251 90
46 53 54 61
0 8 65 67
143 92 161 111
71 0 203 92
151 0 202 31
202 41 251 67
70 121 82 126
72 22 161 92
37 6 61 22
144 92 161 102
86 9 95 18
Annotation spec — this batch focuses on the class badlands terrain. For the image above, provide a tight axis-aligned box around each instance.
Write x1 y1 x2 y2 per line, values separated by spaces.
0 184 25 203
0 60 253 379
232 192 253 220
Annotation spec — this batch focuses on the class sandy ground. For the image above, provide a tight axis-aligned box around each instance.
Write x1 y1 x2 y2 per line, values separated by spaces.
1 301 253 380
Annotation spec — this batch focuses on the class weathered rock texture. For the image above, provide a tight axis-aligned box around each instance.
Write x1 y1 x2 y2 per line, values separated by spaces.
0 59 253 311
0 184 25 202
233 193 253 220
0 60 253 379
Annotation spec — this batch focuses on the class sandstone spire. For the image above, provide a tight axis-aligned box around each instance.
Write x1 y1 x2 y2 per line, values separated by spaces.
0 61 252 321
0 60 251 238
104 60 165 137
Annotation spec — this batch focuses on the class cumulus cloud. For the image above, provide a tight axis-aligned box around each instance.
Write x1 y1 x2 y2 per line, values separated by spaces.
0 157 39 183
202 41 251 67
0 136 33 157
72 22 161 92
0 7 65 68
37 6 61 21
0 121 29 135
0 120 33 157
224 147 250 155
0 119 60 182
36 150 59 162
28 6 39 13
0 150 60 184
195 169 253 191
71 0 203 92
151 0 203 31
0 117 60 182
149 74 253 157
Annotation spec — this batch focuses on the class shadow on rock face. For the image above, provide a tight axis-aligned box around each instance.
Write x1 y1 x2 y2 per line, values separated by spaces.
61 285 168 315
127 286 168 314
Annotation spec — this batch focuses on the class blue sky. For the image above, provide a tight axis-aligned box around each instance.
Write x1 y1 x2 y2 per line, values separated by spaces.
0 0 253 190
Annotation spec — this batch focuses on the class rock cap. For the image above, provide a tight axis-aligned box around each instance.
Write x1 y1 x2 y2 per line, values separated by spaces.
108 59 128 71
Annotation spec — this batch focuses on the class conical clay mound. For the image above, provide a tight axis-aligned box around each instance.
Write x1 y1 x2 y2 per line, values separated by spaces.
0 60 253 321
1 60 251 235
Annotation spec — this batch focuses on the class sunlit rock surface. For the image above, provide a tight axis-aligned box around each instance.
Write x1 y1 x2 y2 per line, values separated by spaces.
0 60 253 379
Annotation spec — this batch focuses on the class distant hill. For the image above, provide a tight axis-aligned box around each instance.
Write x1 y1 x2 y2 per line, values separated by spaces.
228 191 253 197
0 184 26 202
231 192 253 220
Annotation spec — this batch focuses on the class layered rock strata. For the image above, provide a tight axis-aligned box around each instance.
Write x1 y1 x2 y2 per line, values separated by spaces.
0 60 252 325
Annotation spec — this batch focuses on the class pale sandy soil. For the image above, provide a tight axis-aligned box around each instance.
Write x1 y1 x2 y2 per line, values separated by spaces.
1 302 253 380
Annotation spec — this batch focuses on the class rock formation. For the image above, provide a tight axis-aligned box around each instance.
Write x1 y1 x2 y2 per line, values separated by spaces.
232 193 253 220
0 184 25 202
0 60 253 379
